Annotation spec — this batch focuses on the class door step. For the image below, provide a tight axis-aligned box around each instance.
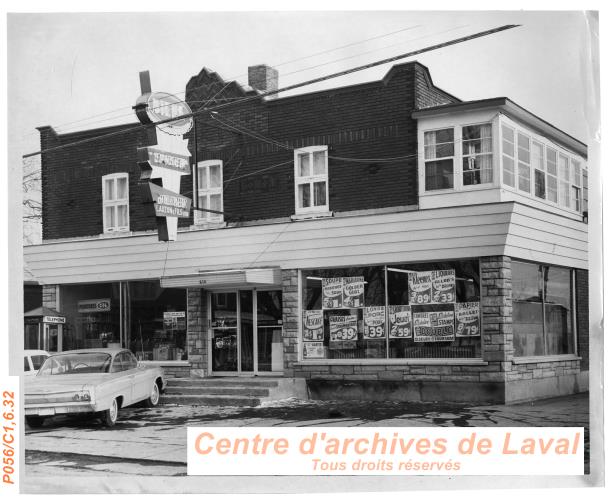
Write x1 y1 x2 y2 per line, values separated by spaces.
160 377 282 407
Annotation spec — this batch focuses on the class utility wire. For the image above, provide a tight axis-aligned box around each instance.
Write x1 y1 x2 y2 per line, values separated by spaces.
23 25 519 159
45 24 423 135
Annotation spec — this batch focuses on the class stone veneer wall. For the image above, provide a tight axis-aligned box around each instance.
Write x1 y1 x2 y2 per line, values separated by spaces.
281 269 299 377
187 288 207 377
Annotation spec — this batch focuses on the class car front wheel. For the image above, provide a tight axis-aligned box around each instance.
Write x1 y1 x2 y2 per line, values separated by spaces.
144 382 160 408
26 416 46 428
101 398 119 427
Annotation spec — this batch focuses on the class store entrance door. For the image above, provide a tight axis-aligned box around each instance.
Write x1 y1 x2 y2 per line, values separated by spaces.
210 290 283 376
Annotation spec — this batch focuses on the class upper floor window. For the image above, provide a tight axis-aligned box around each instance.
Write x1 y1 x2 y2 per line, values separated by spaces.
294 146 328 214
102 173 129 233
501 125 516 188
517 132 531 193
195 160 223 225
462 124 492 185
500 122 586 214
424 128 454 190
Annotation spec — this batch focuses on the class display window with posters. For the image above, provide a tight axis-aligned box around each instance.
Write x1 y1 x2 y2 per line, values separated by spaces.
301 260 482 360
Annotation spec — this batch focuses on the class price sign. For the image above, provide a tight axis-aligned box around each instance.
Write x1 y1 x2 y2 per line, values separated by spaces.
322 278 343 309
303 310 324 341
431 270 456 304
329 315 358 343
388 305 412 338
363 306 386 339
343 276 365 308
408 272 432 304
455 302 481 337
413 311 455 342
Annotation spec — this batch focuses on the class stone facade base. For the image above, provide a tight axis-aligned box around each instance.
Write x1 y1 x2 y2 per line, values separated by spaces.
306 379 505 404
505 371 589 403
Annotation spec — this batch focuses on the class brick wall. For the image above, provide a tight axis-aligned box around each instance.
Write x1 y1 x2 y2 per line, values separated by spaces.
186 288 207 377
576 269 589 371
40 62 458 241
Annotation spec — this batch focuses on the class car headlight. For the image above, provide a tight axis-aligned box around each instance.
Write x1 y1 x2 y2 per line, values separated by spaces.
72 391 91 402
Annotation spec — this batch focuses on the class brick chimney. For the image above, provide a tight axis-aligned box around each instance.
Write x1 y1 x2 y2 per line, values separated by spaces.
248 64 278 99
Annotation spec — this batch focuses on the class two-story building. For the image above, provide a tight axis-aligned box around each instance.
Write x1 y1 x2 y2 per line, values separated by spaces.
24 61 588 403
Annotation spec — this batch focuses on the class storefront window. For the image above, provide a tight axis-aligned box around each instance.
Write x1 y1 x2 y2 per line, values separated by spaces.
301 260 481 360
513 260 575 357
60 281 187 361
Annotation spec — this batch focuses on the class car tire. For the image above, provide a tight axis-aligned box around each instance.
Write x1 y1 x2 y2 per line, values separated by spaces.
25 416 46 428
101 398 119 427
144 382 160 408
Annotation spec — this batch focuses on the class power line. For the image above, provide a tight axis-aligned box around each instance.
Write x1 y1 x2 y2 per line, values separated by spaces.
23 24 519 159
43 24 423 135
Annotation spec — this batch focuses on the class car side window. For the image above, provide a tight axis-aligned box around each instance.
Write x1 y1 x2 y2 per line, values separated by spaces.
111 353 126 373
125 353 138 370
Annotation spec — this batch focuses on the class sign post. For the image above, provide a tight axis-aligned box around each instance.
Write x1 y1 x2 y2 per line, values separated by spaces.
134 71 194 241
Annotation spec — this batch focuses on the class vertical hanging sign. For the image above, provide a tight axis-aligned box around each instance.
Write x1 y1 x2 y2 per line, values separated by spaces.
134 71 194 241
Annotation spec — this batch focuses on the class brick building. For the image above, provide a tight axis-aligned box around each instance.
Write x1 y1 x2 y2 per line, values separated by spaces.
24 61 588 403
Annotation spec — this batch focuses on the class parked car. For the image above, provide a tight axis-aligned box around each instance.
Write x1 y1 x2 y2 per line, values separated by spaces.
23 350 50 377
24 348 166 428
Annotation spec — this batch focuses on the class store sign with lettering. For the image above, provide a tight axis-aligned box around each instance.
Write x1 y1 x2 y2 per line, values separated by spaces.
455 302 481 337
138 146 191 178
409 270 456 305
388 305 412 338
135 91 193 136
329 315 358 345
43 316 65 324
146 183 192 218
343 276 365 308
302 342 325 359
322 278 343 309
303 310 324 341
413 311 455 342
78 299 111 313
363 306 385 339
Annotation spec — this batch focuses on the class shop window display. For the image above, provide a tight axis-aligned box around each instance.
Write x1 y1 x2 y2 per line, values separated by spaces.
302 260 481 360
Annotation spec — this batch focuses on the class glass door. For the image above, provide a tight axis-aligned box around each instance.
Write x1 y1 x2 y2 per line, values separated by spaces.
256 290 283 373
210 292 238 373
210 290 283 375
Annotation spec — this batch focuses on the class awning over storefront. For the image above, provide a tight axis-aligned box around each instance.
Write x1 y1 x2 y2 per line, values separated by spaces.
160 267 282 289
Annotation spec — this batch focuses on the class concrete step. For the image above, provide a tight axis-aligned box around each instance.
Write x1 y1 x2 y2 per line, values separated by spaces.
160 394 260 407
165 386 270 397
167 377 280 388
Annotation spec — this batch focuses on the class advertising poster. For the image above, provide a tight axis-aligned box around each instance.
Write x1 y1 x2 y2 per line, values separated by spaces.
302 342 326 359
322 277 343 309
329 314 358 348
455 302 481 337
302 310 324 341
363 306 386 339
343 276 365 308
413 310 455 342
431 269 456 303
408 271 433 304
388 305 412 338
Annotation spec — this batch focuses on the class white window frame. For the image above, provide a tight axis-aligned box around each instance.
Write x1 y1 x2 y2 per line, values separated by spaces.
194 160 224 225
558 153 571 209
423 127 455 192
501 124 516 188
570 158 582 212
461 122 493 186
532 139 545 199
294 145 329 215
545 146 559 204
102 173 129 233
516 131 531 194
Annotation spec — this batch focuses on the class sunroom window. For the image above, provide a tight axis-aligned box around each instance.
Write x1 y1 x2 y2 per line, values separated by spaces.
546 148 559 203
424 128 454 190
502 125 516 187
517 132 531 193
462 124 492 185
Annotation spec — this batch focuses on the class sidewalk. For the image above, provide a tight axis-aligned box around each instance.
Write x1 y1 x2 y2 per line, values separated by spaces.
25 392 589 466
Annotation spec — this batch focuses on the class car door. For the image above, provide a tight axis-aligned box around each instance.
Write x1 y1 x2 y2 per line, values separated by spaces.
128 352 151 402
110 352 134 406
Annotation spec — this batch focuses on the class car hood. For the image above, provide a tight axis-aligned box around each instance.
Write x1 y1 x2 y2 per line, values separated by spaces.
25 374 107 393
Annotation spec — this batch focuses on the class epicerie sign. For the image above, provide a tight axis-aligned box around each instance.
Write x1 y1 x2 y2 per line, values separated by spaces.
78 299 111 313
135 91 193 136
187 427 583 476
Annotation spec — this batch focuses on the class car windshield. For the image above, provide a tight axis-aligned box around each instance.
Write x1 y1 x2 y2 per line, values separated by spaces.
38 353 112 375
